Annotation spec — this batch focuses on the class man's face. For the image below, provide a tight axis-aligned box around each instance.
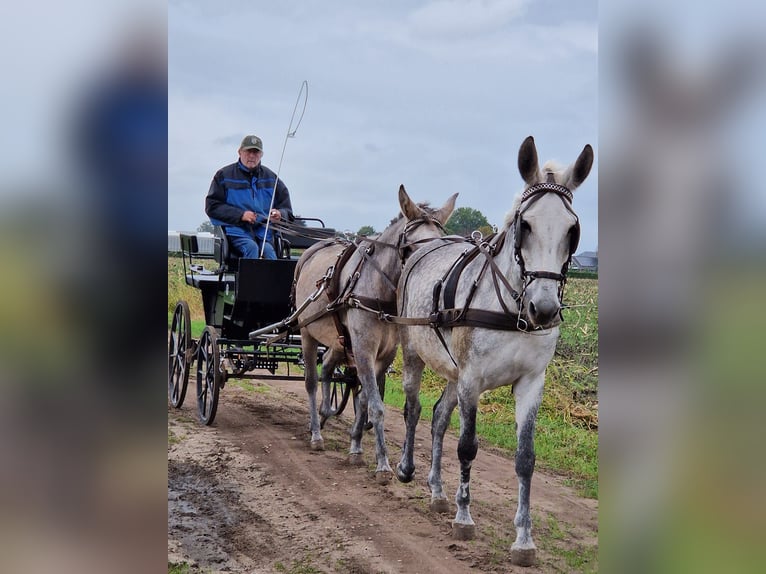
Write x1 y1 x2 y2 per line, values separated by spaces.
239 148 262 169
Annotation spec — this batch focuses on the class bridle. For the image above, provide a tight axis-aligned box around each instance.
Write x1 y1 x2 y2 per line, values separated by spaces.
348 215 448 293
358 215 447 264
289 213 448 328
511 173 580 309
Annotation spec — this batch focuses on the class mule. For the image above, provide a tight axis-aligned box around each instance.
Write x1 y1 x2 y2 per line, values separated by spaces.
293 185 457 484
395 136 593 566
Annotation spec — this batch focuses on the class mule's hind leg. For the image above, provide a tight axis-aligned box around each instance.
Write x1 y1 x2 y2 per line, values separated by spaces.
510 374 544 567
350 354 393 484
427 381 458 513
452 387 479 540
318 347 344 419
347 384 367 466
370 355 396 483
302 336 324 450
395 348 425 484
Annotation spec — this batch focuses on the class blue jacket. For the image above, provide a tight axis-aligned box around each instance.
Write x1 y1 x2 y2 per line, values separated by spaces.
205 161 294 242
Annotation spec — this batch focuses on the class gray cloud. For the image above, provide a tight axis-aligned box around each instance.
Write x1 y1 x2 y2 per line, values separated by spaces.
169 1 598 251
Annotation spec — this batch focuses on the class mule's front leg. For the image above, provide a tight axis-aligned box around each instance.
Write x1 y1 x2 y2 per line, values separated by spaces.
452 397 479 540
510 376 544 567
354 356 393 484
302 338 324 451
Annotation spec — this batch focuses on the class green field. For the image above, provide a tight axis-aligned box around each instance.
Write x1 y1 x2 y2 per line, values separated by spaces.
168 256 598 497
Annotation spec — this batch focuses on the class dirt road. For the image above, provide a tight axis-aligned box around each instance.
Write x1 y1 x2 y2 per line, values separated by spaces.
168 377 597 573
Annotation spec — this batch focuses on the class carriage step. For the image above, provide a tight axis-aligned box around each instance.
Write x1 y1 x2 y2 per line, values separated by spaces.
252 359 279 371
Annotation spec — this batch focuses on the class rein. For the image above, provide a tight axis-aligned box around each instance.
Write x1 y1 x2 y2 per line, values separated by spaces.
289 215 447 355
354 216 448 265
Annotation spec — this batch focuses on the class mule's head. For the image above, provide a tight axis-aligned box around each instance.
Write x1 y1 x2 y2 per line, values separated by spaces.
383 185 457 262
511 136 593 328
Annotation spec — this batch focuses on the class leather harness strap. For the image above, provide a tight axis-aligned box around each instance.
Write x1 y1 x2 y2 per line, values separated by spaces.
293 242 354 332
293 234 399 362
382 232 537 334
327 243 359 358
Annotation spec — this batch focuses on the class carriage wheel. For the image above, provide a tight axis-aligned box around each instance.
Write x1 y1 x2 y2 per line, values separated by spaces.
319 368 355 428
168 300 192 408
196 326 222 425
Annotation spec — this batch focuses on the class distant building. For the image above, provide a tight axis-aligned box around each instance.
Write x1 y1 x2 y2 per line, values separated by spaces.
571 251 598 272
168 231 181 253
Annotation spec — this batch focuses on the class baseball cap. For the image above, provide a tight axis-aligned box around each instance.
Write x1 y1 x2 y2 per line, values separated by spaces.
240 135 263 151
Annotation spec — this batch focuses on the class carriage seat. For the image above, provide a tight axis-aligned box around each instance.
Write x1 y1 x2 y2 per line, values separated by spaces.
279 217 336 250
179 233 228 289
213 226 291 273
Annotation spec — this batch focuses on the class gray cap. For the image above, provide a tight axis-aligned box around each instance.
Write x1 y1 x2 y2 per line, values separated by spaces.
240 135 263 151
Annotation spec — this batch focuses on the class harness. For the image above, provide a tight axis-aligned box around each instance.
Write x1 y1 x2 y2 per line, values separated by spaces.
259 179 579 370
289 215 446 362
382 176 580 365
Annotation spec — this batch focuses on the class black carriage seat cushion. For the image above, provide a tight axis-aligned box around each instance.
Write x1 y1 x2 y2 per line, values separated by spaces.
179 233 199 255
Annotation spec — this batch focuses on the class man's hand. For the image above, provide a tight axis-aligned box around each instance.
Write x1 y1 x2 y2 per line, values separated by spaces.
241 210 258 224
269 209 281 221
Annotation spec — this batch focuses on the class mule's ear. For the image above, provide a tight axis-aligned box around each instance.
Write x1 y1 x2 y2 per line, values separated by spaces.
399 184 421 220
570 144 594 189
433 192 458 225
518 136 539 185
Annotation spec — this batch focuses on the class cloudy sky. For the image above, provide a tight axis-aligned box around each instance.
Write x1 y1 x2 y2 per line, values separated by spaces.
168 0 599 252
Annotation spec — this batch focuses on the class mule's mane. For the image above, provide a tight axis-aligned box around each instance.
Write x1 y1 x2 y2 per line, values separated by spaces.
387 202 434 227
503 160 568 230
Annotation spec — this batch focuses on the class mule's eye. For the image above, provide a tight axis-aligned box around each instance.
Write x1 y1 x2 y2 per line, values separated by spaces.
514 217 532 252
520 220 532 238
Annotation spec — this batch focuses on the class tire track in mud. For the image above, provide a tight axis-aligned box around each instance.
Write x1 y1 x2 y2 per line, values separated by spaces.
168 379 597 573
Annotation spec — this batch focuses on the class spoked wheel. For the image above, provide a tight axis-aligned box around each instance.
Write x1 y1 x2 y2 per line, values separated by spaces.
319 367 357 428
196 325 222 425
168 300 192 408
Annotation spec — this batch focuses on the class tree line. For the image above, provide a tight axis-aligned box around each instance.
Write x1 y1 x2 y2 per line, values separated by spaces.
198 207 495 239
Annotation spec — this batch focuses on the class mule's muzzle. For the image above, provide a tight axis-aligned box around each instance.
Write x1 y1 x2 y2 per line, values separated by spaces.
527 299 561 329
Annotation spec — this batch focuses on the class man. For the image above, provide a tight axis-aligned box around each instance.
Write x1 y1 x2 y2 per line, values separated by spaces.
205 134 294 259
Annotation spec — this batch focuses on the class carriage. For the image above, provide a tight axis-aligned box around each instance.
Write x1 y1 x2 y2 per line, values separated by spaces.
167 218 360 425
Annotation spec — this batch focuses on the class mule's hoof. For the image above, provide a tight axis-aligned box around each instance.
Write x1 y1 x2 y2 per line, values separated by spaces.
451 522 476 540
375 470 393 485
310 439 324 451
347 453 365 466
430 498 450 514
395 464 414 484
510 547 536 567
